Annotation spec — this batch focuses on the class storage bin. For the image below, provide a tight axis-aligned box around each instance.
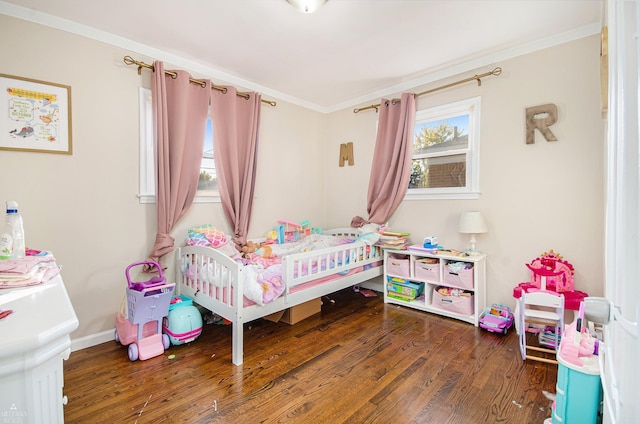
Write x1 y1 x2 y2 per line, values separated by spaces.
444 262 474 289
387 278 424 298
386 255 410 277
432 286 474 316
264 298 321 325
414 259 440 282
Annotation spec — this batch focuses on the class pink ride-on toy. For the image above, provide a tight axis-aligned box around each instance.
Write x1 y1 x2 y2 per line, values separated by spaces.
479 303 514 334
114 261 175 361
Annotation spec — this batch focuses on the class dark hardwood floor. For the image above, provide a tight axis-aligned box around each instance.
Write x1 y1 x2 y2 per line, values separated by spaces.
64 288 557 423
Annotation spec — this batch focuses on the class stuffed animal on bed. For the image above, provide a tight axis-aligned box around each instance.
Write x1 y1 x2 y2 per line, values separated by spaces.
241 241 273 258
354 223 381 245
255 245 272 258
241 241 259 255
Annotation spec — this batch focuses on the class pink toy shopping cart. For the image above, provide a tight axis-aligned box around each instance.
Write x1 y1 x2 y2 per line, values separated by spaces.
114 261 175 361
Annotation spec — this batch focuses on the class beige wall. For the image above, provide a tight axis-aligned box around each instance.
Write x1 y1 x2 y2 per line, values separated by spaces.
0 15 326 342
325 35 605 308
0 14 604 344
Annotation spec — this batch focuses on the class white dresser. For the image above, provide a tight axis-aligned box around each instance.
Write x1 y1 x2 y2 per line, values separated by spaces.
0 274 79 423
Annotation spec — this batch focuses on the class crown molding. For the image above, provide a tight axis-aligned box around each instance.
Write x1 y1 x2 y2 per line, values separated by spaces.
332 22 602 114
1 1 601 114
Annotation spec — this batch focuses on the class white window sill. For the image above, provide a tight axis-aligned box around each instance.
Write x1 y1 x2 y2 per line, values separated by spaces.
138 194 221 204
404 191 481 201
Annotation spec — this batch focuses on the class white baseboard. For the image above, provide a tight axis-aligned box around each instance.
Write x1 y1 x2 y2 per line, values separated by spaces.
70 277 384 352
71 329 115 352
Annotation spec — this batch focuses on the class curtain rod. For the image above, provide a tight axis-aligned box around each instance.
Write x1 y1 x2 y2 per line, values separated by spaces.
123 56 277 107
353 67 502 113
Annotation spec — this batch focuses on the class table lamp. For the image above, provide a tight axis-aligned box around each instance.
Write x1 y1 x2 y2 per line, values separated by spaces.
459 211 488 253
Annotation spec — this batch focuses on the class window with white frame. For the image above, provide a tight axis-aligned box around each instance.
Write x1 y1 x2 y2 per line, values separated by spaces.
407 96 481 200
138 88 218 203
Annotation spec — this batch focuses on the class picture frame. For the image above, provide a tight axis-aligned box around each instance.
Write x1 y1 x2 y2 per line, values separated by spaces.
0 73 72 154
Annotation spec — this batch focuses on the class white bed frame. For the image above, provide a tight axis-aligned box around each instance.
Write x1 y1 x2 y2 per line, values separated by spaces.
175 228 383 365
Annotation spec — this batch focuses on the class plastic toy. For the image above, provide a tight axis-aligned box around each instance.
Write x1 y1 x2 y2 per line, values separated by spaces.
266 230 278 243
114 261 175 361
513 250 587 311
437 287 471 297
538 326 562 349
275 220 320 243
423 236 438 249
163 295 203 345
479 303 514 334
528 250 574 292
421 236 438 253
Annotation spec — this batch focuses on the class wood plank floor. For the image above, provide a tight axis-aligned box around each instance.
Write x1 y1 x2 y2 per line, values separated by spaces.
64 288 557 423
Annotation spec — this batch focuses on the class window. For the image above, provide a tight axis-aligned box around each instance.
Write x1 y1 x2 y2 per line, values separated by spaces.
138 88 219 203
407 96 481 200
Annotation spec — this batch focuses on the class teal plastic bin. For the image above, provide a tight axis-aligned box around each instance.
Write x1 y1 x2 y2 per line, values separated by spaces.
552 353 602 423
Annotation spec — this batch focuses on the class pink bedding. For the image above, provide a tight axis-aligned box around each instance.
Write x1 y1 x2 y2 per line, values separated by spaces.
182 234 356 306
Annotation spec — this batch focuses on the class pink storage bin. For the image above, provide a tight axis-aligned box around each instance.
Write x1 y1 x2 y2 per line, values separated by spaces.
444 264 474 289
386 255 410 277
432 287 474 316
414 259 440 282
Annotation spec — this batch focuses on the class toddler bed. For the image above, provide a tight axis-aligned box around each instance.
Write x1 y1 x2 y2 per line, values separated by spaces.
175 228 383 365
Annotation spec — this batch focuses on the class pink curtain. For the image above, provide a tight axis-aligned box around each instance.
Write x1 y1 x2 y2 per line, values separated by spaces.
211 87 261 250
366 93 416 224
146 61 211 267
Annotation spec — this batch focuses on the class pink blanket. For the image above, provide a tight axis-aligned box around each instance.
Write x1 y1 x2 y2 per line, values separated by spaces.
184 234 354 306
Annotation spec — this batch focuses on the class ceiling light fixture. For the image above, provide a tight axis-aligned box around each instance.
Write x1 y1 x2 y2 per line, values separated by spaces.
287 0 327 14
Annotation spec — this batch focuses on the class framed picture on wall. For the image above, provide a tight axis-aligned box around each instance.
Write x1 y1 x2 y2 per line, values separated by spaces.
0 73 72 154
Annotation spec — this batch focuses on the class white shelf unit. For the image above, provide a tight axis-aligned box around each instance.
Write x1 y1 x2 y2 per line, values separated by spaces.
383 248 486 326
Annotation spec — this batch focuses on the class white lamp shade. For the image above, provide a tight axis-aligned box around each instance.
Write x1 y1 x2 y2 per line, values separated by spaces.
459 211 488 234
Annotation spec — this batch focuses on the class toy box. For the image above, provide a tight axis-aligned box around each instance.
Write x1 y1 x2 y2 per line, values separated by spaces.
432 286 474 315
444 262 474 289
263 298 321 325
386 277 424 299
414 258 440 282
478 303 514 334
386 255 410 277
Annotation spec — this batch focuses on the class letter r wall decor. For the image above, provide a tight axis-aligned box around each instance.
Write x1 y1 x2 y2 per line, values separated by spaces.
525 103 558 145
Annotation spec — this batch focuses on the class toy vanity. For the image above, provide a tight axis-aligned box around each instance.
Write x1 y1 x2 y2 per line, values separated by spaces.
549 319 602 424
513 251 589 334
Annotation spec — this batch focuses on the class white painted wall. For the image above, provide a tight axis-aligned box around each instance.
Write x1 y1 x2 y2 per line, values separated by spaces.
0 14 605 347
